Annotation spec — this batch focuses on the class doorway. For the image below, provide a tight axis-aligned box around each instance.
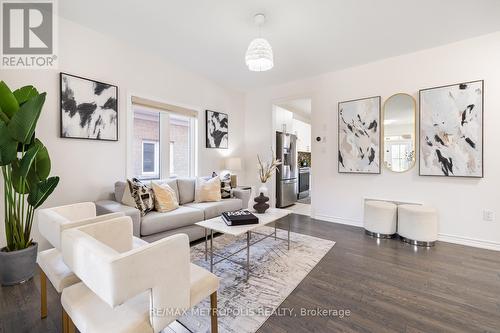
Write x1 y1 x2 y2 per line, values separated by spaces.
273 98 312 216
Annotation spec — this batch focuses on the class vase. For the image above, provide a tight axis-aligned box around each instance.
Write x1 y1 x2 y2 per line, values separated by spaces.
258 183 269 196
253 193 270 214
0 243 38 286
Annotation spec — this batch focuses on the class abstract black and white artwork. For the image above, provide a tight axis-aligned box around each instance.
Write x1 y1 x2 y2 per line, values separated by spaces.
419 80 483 177
338 96 381 174
60 73 118 141
206 110 228 148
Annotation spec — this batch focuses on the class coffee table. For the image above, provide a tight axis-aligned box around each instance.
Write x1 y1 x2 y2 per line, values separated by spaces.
195 208 292 280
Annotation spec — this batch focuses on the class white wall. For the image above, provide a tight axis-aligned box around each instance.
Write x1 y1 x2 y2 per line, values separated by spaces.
0 18 245 250
244 32 500 250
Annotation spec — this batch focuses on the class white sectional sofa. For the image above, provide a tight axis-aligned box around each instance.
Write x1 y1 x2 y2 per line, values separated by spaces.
95 178 251 242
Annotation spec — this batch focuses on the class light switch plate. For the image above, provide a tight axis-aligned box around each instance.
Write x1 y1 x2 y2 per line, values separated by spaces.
483 209 495 222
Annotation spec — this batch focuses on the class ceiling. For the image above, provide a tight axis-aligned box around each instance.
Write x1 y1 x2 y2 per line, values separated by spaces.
59 0 500 92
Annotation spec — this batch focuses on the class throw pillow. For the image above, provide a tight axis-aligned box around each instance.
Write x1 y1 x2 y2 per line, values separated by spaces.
212 172 232 199
121 183 137 207
151 182 179 213
195 176 222 203
127 178 155 216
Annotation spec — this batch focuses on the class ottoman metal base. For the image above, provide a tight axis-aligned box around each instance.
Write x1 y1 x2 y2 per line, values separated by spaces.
400 236 436 247
364 229 396 239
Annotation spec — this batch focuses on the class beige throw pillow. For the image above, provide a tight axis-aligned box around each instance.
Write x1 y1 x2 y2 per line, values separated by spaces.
195 176 222 203
151 182 179 213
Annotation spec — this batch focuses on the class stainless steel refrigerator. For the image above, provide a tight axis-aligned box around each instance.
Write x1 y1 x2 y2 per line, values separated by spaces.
276 132 298 208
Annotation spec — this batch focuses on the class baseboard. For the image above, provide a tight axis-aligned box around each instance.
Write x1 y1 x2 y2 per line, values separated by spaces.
311 214 500 252
438 233 500 251
311 214 363 228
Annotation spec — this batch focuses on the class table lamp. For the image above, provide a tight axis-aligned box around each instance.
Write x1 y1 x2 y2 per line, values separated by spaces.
225 157 242 188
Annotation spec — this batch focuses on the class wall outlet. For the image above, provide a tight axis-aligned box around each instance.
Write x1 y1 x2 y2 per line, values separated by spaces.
483 209 495 222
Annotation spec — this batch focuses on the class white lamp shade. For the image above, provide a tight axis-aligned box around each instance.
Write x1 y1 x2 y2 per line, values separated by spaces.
225 157 242 171
245 38 274 72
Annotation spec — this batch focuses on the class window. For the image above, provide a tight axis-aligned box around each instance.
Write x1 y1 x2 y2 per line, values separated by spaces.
133 107 160 179
169 114 192 178
131 101 197 180
390 143 411 172
142 140 159 175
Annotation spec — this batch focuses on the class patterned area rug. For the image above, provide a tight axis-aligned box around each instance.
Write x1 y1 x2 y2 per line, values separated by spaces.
178 226 335 333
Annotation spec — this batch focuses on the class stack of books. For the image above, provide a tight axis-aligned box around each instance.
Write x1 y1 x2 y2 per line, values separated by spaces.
222 210 259 226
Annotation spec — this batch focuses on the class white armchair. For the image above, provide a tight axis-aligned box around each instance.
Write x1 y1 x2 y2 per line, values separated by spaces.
36 202 136 320
60 216 219 333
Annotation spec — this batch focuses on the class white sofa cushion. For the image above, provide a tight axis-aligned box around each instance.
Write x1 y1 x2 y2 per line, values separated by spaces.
177 178 196 204
184 198 242 220
140 206 204 236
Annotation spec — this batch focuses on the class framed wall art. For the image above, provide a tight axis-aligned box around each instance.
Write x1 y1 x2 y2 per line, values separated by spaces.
419 80 483 177
60 73 118 141
206 110 228 148
338 96 381 174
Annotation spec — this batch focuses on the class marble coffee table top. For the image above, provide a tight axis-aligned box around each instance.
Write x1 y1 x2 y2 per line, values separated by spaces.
195 208 292 236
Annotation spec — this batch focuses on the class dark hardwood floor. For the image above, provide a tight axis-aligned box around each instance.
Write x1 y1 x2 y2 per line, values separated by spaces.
1 213 499 333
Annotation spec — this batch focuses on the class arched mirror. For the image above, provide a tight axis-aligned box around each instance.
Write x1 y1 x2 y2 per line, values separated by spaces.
383 93 416 172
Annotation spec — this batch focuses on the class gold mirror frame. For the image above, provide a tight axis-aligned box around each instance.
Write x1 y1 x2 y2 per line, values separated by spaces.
382 93 416 173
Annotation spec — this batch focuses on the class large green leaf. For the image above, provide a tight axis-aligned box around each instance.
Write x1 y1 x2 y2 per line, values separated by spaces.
34 139 50 180
13 86 39 105
11 159 30 194
19 143 40 178
0 119 17 165
28 176 59 209
0 81 19 118
8 92 46 143
0 106 9 123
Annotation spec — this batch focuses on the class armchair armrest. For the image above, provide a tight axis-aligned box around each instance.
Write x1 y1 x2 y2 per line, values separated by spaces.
95 200 141 237
38 207 124 251
233 188 252 209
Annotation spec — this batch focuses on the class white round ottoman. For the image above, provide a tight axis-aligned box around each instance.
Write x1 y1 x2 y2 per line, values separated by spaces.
398 204 438 247
363 200 397 238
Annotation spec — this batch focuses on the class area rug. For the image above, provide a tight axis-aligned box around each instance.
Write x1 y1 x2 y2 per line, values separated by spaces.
178 226 335 333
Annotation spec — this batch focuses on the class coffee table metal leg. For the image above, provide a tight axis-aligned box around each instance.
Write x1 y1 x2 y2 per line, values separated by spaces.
274 222 277 240
246 231 250 280
288 219 291 250
205 228 208 261
210 229 214 272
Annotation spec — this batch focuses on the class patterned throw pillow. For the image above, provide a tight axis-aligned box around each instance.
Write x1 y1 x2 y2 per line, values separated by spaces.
127 178 155 216
212 172 232 199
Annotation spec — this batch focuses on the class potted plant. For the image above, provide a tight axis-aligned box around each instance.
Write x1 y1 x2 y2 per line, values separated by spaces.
256 150 281 196
0 81 59 285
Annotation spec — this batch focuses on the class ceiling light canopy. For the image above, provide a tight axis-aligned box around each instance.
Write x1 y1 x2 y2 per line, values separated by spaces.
245 14 273 72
